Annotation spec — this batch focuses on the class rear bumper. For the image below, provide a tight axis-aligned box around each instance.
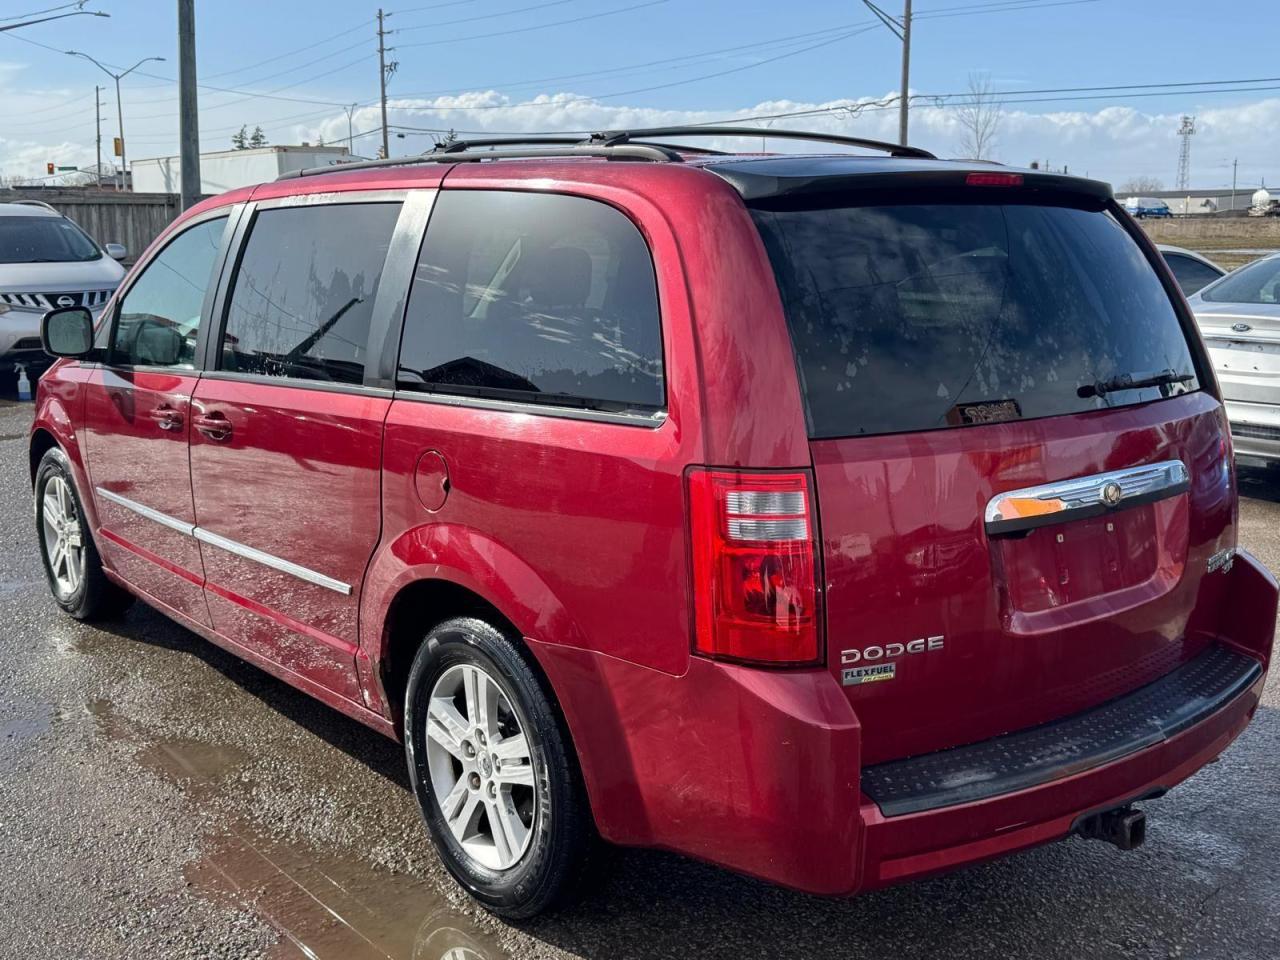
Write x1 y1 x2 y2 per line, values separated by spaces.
531 551 1277 897
1225 400 1280 464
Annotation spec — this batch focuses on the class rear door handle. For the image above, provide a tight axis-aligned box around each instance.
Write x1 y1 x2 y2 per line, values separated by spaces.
148 405 184 431
193 411 233 442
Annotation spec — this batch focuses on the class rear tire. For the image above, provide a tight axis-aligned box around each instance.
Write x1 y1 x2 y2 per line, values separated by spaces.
404 616 594 919
34 447 133 620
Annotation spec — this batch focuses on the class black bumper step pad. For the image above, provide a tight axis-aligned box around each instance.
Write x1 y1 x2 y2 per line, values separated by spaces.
861 644 1261 817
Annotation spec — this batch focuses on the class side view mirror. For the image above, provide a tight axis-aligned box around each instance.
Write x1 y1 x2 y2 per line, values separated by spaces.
41 306 94 358
104 242 127 260
132 319 184 366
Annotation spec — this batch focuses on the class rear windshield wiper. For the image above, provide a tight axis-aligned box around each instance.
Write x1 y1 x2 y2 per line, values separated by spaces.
1077 369 1195 399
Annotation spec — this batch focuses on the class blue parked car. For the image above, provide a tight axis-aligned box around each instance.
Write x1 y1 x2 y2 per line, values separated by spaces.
1123 196 1173 218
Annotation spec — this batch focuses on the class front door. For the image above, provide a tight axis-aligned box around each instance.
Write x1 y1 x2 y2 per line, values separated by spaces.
83 213 232 626
189 197 405 702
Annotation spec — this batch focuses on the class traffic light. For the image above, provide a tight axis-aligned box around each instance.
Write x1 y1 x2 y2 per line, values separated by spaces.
46 162 54 175
113 137 122 157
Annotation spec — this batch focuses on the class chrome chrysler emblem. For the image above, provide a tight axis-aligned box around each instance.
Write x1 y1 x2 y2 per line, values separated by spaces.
1100 482 1124 507
55 295 74 307
1232 322 1253 333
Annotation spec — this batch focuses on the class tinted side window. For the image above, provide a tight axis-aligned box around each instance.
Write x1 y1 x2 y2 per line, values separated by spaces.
398 190 664 412
112 216 226 368
1164 254 1222 296
220 203 401 385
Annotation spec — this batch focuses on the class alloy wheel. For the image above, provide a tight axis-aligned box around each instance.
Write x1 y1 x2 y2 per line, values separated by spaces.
41 475 84 600
424 662 537 871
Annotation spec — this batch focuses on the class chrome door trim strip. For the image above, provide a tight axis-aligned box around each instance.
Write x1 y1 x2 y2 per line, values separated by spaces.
94 487 351 595
95 487 196 536
985 459 1190 537
192 527 353 596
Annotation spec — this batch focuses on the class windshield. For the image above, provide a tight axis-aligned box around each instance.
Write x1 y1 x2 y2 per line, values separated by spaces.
1200 256 1280 305
0 215 102 264
751 196 1199 439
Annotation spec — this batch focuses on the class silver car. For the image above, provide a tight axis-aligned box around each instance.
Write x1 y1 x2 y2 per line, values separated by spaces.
1186 252 1280 465
0 200 126 372
1157 244 1225 297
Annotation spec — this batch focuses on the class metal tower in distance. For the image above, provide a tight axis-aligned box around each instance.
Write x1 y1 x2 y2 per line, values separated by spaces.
1176 115 1196 190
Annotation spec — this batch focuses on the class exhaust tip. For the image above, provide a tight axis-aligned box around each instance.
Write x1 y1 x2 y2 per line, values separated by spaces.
1076 805 1147 851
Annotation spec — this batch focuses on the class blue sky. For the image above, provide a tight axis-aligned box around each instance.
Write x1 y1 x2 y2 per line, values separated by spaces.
2 0 1277 190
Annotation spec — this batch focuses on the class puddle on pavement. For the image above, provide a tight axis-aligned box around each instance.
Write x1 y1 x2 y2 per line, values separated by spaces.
0 707 53 745
86 697 507 960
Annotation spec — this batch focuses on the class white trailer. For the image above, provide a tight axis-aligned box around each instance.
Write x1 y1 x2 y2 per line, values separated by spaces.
131 145 355 195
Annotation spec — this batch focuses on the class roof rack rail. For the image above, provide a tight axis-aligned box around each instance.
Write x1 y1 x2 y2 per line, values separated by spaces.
279 142 681 180
278 125 934 180
7 199 60 213
589 125 936 160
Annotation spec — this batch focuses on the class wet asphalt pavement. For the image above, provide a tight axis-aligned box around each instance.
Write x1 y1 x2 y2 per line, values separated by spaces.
1 396 1278 960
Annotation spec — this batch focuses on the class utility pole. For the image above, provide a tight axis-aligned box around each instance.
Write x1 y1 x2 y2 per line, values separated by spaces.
862 0 913 146
377 10 397 160
898 0 912 146
94 84 102 188
177 0 201 210
1231 157 1238 213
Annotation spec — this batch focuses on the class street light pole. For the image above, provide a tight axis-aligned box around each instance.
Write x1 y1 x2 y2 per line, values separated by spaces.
94 84 102 188
66 52 166 192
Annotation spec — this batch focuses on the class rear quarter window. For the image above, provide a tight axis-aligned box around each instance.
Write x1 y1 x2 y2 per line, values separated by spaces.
751 197 1199 438
397 189 664 414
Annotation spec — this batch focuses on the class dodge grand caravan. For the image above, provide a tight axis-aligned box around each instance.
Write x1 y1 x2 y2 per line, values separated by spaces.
30 127 1278 918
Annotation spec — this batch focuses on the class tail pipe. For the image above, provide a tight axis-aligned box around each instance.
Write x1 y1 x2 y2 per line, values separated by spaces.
1075 805 1147 851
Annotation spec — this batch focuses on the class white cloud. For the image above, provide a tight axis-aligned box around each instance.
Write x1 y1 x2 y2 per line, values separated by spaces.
287 90 1280 189
4 81 1278 191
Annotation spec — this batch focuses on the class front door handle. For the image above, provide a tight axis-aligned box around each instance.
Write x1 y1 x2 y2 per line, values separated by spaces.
193 411 233 442
148 405 184 431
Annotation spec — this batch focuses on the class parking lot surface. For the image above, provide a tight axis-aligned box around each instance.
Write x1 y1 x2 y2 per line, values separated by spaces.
1 398 1278 960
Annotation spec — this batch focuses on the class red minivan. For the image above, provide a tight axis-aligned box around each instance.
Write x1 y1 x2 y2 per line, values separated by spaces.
30 128 1278 918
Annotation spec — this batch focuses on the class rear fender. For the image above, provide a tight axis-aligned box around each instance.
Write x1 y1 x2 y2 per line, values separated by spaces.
359 521 638 832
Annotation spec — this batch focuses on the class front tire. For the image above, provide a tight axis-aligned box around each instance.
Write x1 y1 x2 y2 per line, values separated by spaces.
404 616 593 918
34 447 133 620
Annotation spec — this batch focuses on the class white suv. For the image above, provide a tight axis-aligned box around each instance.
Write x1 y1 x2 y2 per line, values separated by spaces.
0 200 126 372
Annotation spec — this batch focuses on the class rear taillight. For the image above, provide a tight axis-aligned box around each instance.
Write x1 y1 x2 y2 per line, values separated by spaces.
687 469 821 665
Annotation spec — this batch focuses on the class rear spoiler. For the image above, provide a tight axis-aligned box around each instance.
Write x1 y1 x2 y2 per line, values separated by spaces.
702 157 1113 204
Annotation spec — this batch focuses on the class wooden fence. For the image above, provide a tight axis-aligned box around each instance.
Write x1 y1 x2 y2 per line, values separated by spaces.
0 189 182 263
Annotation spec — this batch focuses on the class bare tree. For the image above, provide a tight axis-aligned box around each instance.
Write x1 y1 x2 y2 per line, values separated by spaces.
956 72 1002 160
1119 176 1165 194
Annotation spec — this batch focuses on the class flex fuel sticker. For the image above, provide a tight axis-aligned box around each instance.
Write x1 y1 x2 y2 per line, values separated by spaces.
842 662 896 686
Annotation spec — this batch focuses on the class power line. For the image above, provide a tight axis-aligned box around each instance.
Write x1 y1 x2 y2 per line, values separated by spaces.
389 25 877 112
396 0 668 48
394 0 579 32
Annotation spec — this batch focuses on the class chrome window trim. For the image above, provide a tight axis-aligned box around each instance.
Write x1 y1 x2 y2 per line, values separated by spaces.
252 189 410 210
393 387 668 429
198 369 394 399
94 487 351 595
984 459 1190 536
95 487 195 536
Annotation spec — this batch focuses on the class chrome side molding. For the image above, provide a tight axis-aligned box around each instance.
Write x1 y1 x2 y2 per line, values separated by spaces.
984 460 1190 537
95 487 195 536
94 487 352 595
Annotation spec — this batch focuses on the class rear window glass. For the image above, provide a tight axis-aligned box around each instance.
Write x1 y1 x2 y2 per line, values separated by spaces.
397 190 664 413
751 198 1199 439
1200 255 1280 305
